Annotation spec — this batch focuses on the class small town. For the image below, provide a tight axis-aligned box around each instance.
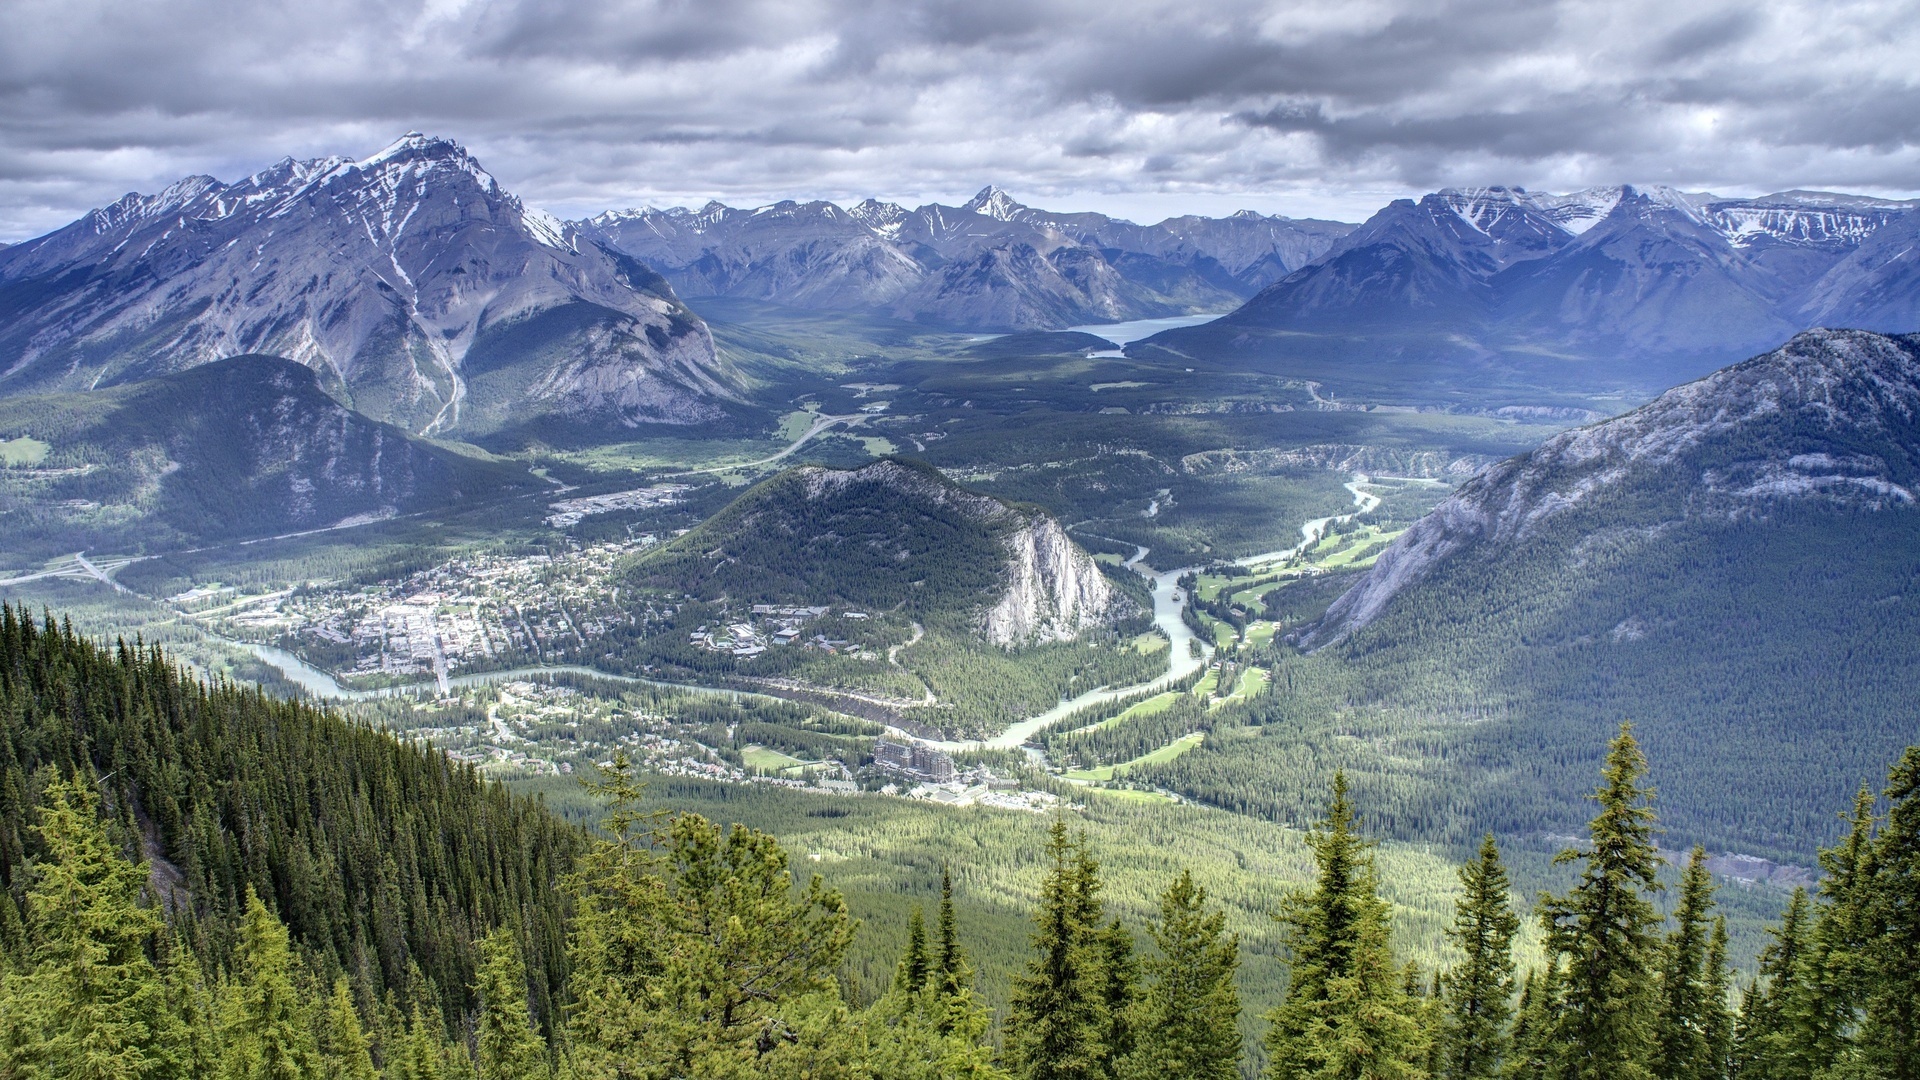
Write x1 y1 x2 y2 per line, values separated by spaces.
181 535 674 684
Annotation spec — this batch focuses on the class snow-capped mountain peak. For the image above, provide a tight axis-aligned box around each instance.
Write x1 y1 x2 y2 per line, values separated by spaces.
1531 187 1625 235
0 134 730 437
965 185 1026 221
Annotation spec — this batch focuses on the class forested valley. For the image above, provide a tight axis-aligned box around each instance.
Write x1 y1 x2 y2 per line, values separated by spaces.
2 609 1918 1080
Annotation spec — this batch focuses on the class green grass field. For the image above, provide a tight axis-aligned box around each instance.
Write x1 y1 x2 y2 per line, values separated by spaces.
1214 667 1271 707
0 437 50 467
742 744 810 772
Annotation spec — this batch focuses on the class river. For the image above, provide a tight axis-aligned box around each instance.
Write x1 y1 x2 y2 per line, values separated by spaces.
1232 477 1382 570
1065 313 1227 355
233 479 1379 752
910 547 1211 752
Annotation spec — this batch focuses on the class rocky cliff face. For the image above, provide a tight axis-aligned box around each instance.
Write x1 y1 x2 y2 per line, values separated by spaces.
984 516 1118 647
0 134 734 438
579 187 1352 331
1302 329 1920 648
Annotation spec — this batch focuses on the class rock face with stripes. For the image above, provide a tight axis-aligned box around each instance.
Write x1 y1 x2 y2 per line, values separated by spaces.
0 133 734 441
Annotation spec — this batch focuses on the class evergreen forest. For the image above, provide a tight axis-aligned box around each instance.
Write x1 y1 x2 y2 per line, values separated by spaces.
2 608 1919 1080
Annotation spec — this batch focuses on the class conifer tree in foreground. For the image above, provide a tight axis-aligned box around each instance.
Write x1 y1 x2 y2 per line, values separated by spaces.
561 754 856 1079
220 888 318 1080
1702 917 1732 1080
1008 821 1127 1080
936 866 968 1007
1652 847 1722 1080
1731 888 1811 1080
896 906 932 996
0 774 188 1080
1853 747 1920 1080
319 979 377 1080
868 878 1006 1080
475 927 549 1080
1122 869 1242 1080
1540 724 1664 1080
1437 834 1518 1080
1507 960 1566 1079
1264 771 1428 1080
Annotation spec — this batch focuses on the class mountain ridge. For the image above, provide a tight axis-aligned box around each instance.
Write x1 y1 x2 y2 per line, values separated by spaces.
1142 185 1920 390
1306 327 1920 648
0 133 736 440
579 186 1354 331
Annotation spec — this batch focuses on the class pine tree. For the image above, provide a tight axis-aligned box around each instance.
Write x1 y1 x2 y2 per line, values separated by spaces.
0 774 188 1080
1096 918 1138 1080
475 928 549 1080
895 906 932 996
1854 746 1920 1080
1438 834 1519 1080
1007 821 1111 1080
384 1007 447 1080
318 979 377 1080
1801 786 1879 1075
1731 888 1811 1080
1297 901 1430 1080
867 897 1006 1080
220 888 318 1080
1652 847 1718 1080
1121 870 1242 1080
1540 724 1664 1080
1265 772 1427 1080
1701 918 1732 1080
563 757 854 1077
1505 964 1567 1080
937 868 962 983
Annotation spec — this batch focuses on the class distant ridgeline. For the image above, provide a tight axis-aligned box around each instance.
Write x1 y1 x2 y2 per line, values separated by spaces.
0 607 581 1032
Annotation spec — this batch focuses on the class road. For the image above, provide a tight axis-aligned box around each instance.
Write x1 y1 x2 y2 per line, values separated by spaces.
0 551 143 593
672 411 871 476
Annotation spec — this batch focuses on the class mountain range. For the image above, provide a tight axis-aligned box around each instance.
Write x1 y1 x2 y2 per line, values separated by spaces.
5 136 1917 424
1142 186 1920 392
578 188 1353 331
0 133 736 441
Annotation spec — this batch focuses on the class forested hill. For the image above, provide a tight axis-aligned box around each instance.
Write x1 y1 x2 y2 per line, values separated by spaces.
0 606 581 1029
0 353 542 562
1137 329 1920 861
628 457 1127 643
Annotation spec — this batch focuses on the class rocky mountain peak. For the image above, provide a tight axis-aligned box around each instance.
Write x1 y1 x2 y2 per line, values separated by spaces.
0 134 729 439
964 185 1026 221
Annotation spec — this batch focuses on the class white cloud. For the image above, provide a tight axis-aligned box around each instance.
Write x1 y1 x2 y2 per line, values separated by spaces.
1 0 1916 240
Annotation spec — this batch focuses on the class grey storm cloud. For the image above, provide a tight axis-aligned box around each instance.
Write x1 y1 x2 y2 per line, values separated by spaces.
0 0 1916 241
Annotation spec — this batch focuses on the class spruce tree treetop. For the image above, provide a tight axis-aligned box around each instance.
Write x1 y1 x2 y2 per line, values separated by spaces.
1540 723 1664 1080
1439 832 1518 1080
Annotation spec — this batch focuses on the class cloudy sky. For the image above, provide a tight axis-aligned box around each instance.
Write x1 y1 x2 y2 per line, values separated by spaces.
2 0 1917 241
